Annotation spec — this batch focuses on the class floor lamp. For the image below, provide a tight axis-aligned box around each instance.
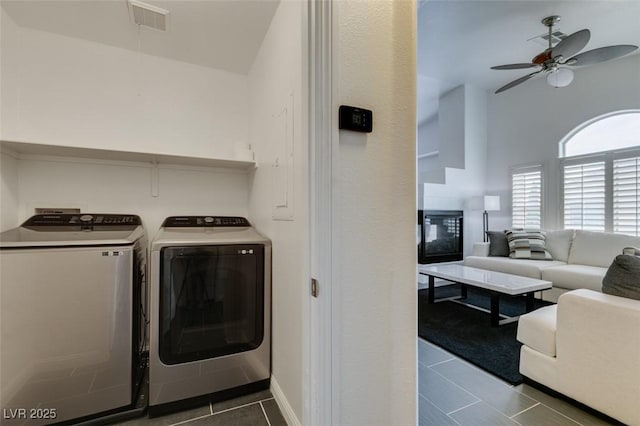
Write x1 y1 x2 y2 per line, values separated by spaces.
482 196 501 242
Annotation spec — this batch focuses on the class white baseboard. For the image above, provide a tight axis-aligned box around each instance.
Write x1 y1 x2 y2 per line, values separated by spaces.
270 375 301 426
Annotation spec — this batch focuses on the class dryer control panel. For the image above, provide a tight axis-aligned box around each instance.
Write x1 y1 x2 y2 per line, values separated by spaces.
22 214 142 229
162 216 251 228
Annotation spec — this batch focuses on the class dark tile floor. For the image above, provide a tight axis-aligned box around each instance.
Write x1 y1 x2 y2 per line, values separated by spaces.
419 338 617 426
115 389 286 426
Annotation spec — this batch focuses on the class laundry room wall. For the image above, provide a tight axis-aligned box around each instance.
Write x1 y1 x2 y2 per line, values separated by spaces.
0 7 255 234
0 9 249 160
0 150 20 231
10 157 250 235
0 9 20 231
247 1 306 424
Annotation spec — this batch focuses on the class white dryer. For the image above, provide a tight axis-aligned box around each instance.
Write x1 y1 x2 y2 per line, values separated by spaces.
0 214 148 425
149 216 271 414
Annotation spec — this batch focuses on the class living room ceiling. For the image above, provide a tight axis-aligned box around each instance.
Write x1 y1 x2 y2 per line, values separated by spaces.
1 0 280 74
418 0 640 97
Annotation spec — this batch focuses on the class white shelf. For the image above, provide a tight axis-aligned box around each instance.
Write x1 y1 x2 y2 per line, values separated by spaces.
0 140 256 171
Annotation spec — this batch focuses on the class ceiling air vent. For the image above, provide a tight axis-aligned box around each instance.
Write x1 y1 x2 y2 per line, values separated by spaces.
128 0 169 32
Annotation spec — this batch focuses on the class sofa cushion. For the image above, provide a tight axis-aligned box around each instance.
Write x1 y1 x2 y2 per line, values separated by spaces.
542 264 607 292
517 304 557 357
602 255 640 300
568 230 640 268
464 256 566 279
544 229 574 262
487 231 509 257
506 230 553 260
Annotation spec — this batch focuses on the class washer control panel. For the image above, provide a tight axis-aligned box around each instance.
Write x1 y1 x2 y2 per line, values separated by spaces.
162 216 251 228
23 214 141 227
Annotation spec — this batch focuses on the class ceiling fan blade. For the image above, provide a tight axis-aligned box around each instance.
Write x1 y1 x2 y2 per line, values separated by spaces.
566 45 639 66
494 71 542 94
552 29 591 60
491 63 540 70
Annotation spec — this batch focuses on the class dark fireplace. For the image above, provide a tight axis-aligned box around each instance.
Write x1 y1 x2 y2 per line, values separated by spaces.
418 210 464 264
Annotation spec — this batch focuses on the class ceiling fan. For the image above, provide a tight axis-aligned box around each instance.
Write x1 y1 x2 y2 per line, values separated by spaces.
491 15 638 94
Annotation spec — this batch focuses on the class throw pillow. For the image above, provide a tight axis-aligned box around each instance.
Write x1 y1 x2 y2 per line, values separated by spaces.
486 231 509 257
602 255 640 300
623 247 640 256
506 230 553 260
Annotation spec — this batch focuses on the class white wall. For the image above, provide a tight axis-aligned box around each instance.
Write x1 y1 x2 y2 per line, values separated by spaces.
438 86 466 170
247 1 306 423
486 54 640 231
0 150 19 231
9 156 249 235
0 8 254 232
417 115 438 156
333 1 416 425
0 11 249 160
421 84 488 254
0 11 21 231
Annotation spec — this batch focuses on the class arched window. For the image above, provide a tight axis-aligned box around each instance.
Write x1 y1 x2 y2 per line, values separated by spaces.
560 111 640 236
560 110 640 158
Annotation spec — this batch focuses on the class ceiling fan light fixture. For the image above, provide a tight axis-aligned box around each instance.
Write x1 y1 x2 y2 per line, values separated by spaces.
547 68 574 88
490 15 637 94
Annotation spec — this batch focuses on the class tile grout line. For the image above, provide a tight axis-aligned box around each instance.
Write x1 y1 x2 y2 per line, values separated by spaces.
446 400 481 415
260 401 272 426
515 386 586 425
419 394 459 425
418 342 516 390
169 413 214 426
425 358 456 368
422 343 593 426
427 365 483 404
210 397 276 416
537 402 585 426
509 402 540 419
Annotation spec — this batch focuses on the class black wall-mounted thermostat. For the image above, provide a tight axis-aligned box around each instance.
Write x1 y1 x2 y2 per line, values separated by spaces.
339 105 373 133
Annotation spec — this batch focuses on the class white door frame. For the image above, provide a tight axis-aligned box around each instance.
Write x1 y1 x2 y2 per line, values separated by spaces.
305 0 336 425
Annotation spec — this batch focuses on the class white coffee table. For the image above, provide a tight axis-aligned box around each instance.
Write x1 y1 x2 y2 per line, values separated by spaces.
418 264 552 326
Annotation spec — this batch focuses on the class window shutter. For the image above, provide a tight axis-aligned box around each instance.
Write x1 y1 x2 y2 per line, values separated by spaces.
512 170 542 229
563 162 606 231
613 157 640 236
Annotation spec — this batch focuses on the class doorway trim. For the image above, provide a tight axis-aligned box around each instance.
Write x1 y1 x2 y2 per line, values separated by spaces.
305 0 336 425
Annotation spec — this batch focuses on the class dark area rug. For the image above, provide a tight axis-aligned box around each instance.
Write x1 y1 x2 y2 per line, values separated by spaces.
418 284 552 385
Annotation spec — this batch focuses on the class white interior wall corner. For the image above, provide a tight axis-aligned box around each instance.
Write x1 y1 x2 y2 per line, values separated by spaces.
334 1 416 424
0 151 20 231
438 85 465 170
247 1 305 423
0 8 21 141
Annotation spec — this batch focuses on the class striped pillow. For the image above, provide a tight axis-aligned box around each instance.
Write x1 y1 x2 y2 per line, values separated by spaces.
506 230 553 260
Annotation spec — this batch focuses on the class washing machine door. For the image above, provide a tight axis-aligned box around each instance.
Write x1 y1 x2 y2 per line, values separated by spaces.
159 244 265 365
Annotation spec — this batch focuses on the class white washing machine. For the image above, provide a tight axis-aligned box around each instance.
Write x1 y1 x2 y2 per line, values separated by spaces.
0 214 148 425
149 216 271 414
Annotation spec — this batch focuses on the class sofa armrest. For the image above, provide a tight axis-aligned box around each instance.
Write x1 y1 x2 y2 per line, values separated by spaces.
471 242 490 257
555 289 640 425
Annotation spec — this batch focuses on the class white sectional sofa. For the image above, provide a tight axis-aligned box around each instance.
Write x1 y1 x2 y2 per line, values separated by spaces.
517 289 640 425
464 229 640 302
